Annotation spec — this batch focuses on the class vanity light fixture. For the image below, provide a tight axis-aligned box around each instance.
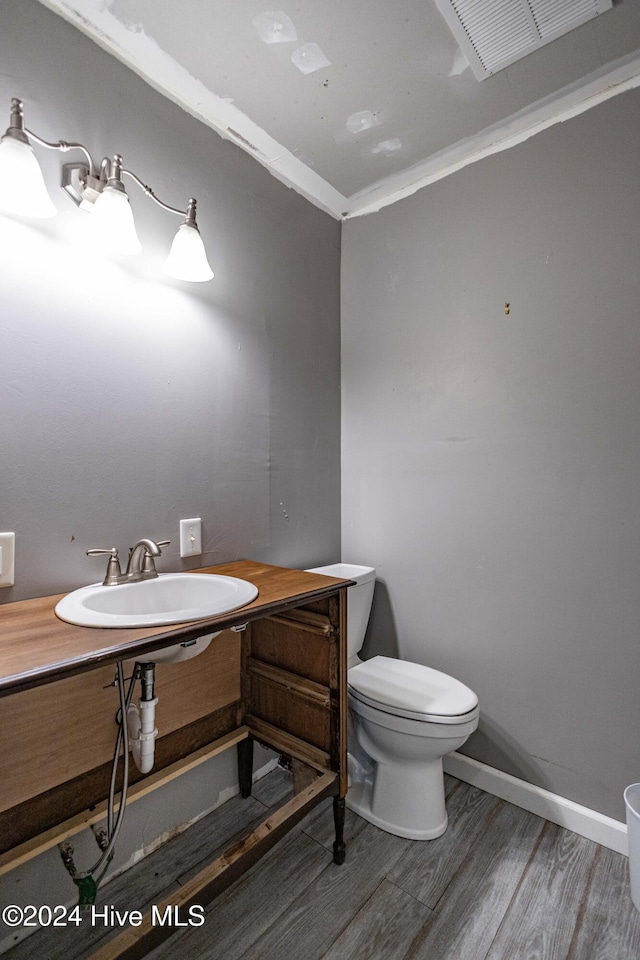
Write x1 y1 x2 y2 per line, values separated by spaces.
0 98 214 282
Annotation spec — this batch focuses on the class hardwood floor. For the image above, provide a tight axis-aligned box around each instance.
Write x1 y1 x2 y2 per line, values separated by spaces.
5 769 640 960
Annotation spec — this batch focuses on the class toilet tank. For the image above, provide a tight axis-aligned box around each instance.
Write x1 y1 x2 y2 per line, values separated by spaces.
305 564 376 662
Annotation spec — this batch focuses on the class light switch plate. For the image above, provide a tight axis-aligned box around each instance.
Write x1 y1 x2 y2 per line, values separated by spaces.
0 532 15 587
179 518 202 557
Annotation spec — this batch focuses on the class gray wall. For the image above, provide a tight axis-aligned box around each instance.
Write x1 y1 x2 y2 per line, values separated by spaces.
342 88 640 821
0 0 340 924
0 0 341 605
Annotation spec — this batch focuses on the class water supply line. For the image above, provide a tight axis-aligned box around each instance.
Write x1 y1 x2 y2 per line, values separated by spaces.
58 660 134 903
58 659 159 904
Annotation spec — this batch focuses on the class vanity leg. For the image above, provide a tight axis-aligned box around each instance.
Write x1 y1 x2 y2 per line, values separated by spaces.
332 796 346 865
238 737 254 798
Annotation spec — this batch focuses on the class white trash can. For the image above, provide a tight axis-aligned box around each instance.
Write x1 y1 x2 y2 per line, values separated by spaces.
624 783 640 911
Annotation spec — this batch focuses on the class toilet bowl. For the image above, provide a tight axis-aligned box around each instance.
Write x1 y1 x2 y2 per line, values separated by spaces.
305 563 479 840
348 655 478 839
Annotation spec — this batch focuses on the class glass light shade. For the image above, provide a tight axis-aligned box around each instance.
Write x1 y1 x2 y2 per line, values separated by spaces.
0 135 56 218
163 222 214 282
90 184 142 255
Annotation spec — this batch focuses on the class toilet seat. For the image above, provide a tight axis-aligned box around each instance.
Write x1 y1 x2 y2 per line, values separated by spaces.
348 655 479 724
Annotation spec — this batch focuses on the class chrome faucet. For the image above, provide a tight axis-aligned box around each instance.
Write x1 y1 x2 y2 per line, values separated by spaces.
87 538 170 585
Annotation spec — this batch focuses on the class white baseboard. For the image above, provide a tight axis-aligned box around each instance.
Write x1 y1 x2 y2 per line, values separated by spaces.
443 751 628 856
254 757 280 781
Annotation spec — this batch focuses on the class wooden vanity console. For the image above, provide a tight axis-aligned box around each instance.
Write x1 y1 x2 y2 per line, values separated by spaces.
0 560 351 960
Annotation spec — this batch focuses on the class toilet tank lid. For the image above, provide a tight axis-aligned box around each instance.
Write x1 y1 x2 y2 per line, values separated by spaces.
348 656 478 717
305 564 375 585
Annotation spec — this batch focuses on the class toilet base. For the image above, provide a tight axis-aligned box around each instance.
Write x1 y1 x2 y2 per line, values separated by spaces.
346 777 448 841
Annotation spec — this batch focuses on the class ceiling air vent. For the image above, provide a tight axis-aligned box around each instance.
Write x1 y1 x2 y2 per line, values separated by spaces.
436 0 613 80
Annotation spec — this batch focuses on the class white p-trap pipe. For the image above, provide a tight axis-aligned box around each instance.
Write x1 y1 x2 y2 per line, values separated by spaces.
127 696 159 774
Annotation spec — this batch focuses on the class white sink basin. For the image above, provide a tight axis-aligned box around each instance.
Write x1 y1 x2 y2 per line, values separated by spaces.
55 573 258 629
126 632 219 664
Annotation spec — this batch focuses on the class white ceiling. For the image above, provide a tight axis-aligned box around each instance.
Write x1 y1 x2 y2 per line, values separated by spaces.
38 0 640 219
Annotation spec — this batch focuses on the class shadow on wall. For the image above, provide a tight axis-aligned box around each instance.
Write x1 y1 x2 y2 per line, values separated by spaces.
360 586 586 821
360 580 400 661
459 713 561 803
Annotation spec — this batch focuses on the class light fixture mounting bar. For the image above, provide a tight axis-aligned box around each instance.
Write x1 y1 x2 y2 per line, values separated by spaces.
122 168 187 219
7 99 96 176
26 127 96 177
61 162 102 209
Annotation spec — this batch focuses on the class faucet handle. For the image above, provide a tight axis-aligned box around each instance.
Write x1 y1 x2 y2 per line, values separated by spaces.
86 547 122 586
141 540 170 579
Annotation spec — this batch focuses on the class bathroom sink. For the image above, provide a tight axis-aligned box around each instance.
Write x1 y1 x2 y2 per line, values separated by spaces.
55 573 258 629
125 631 219 665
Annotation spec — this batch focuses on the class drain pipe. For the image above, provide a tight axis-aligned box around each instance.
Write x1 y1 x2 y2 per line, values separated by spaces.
127 662 158 775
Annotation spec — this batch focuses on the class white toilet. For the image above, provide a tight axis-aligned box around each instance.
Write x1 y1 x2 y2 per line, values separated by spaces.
306 563 479 840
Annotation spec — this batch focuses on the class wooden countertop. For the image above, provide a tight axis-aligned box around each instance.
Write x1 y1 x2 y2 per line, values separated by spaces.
0 560 349 697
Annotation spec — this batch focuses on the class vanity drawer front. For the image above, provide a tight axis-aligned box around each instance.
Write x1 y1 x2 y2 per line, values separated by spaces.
249 617 333 686
248 668 331 752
